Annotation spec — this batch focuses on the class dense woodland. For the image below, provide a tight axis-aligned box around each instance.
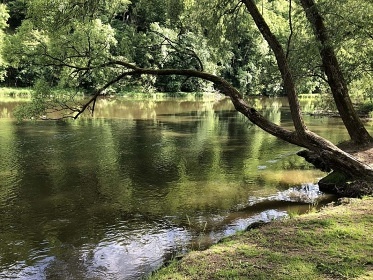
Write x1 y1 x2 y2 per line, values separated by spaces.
0 0 373 190
0 0 371 98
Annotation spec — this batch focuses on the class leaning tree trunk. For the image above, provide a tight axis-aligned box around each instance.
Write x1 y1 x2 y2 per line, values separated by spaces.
228 86 373 181
299 0 373 145
241 0 373 180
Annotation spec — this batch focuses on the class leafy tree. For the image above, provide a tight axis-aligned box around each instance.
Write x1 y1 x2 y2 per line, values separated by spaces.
319 0 373 98
299 0 372 144
4 0 125 90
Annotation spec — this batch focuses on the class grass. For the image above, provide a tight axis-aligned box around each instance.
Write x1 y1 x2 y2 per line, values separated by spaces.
0 87 33 99
0 86 219 101
149 197 373 280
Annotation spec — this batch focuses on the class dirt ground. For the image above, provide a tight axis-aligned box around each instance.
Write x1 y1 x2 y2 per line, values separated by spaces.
339 142 373 166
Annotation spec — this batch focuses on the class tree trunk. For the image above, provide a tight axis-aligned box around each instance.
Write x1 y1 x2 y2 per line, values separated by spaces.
242 0 307 137
240 0 373 181
230 92 373 181
299 0 372 145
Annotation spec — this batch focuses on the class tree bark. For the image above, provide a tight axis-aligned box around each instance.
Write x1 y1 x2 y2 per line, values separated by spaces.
242 0 307 137
299 0 372 144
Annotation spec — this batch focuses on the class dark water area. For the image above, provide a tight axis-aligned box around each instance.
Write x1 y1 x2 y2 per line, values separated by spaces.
0 96 368 279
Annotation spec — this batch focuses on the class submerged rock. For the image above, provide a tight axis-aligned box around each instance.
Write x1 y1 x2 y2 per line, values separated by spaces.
319 171 373 197
318 171 350 194
246 221 268 231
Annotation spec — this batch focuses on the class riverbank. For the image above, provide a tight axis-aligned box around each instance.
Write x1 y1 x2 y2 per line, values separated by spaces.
149 197 373 280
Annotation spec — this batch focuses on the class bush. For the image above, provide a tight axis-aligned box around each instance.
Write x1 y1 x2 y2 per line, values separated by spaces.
357 103 373 116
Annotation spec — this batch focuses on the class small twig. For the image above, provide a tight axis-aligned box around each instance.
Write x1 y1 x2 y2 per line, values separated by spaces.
286 0 293 59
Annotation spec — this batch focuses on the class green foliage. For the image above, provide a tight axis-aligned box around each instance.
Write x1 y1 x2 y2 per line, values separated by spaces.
320 0 373 84
0 4 9 30
5 0 27 29
358 102 373 116
313 92 337 112
1 0 372 100
0 86 32 97
26 0 130 27
13 79 50 120
291 0 373 100
4 0 124 90
132 0 168 30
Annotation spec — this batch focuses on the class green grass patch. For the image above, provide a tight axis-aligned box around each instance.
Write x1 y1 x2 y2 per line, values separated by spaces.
149 198 373 280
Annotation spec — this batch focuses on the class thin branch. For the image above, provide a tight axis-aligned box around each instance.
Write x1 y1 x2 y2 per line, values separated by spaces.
286 0 293 59
218 1 244 21
73 70 133 119
323 11 373 40
151 30 204 71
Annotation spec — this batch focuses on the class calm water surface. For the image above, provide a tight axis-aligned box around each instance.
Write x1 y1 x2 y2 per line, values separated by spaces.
0 96 368 279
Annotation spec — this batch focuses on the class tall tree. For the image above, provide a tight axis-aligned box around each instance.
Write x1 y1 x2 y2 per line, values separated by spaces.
299 0 372 144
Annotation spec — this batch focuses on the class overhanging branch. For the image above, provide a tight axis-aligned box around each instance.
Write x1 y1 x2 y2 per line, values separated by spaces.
71 61 302 147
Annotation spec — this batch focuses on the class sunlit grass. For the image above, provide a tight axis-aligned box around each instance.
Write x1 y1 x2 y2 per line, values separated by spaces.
149 198 373 280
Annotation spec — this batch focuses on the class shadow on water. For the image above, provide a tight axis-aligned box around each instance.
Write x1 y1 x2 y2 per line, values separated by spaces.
0 96 354 279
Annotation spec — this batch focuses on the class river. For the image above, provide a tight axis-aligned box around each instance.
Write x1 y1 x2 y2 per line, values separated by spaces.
0 95 366 279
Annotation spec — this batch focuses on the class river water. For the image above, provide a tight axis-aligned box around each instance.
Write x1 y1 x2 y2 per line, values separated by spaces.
0 95 366 279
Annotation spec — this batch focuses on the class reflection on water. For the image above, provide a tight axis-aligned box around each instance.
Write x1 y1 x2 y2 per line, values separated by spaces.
0 95 361 279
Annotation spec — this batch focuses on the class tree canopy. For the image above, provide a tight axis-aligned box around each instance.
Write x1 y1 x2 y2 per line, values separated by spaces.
3 0 372 97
